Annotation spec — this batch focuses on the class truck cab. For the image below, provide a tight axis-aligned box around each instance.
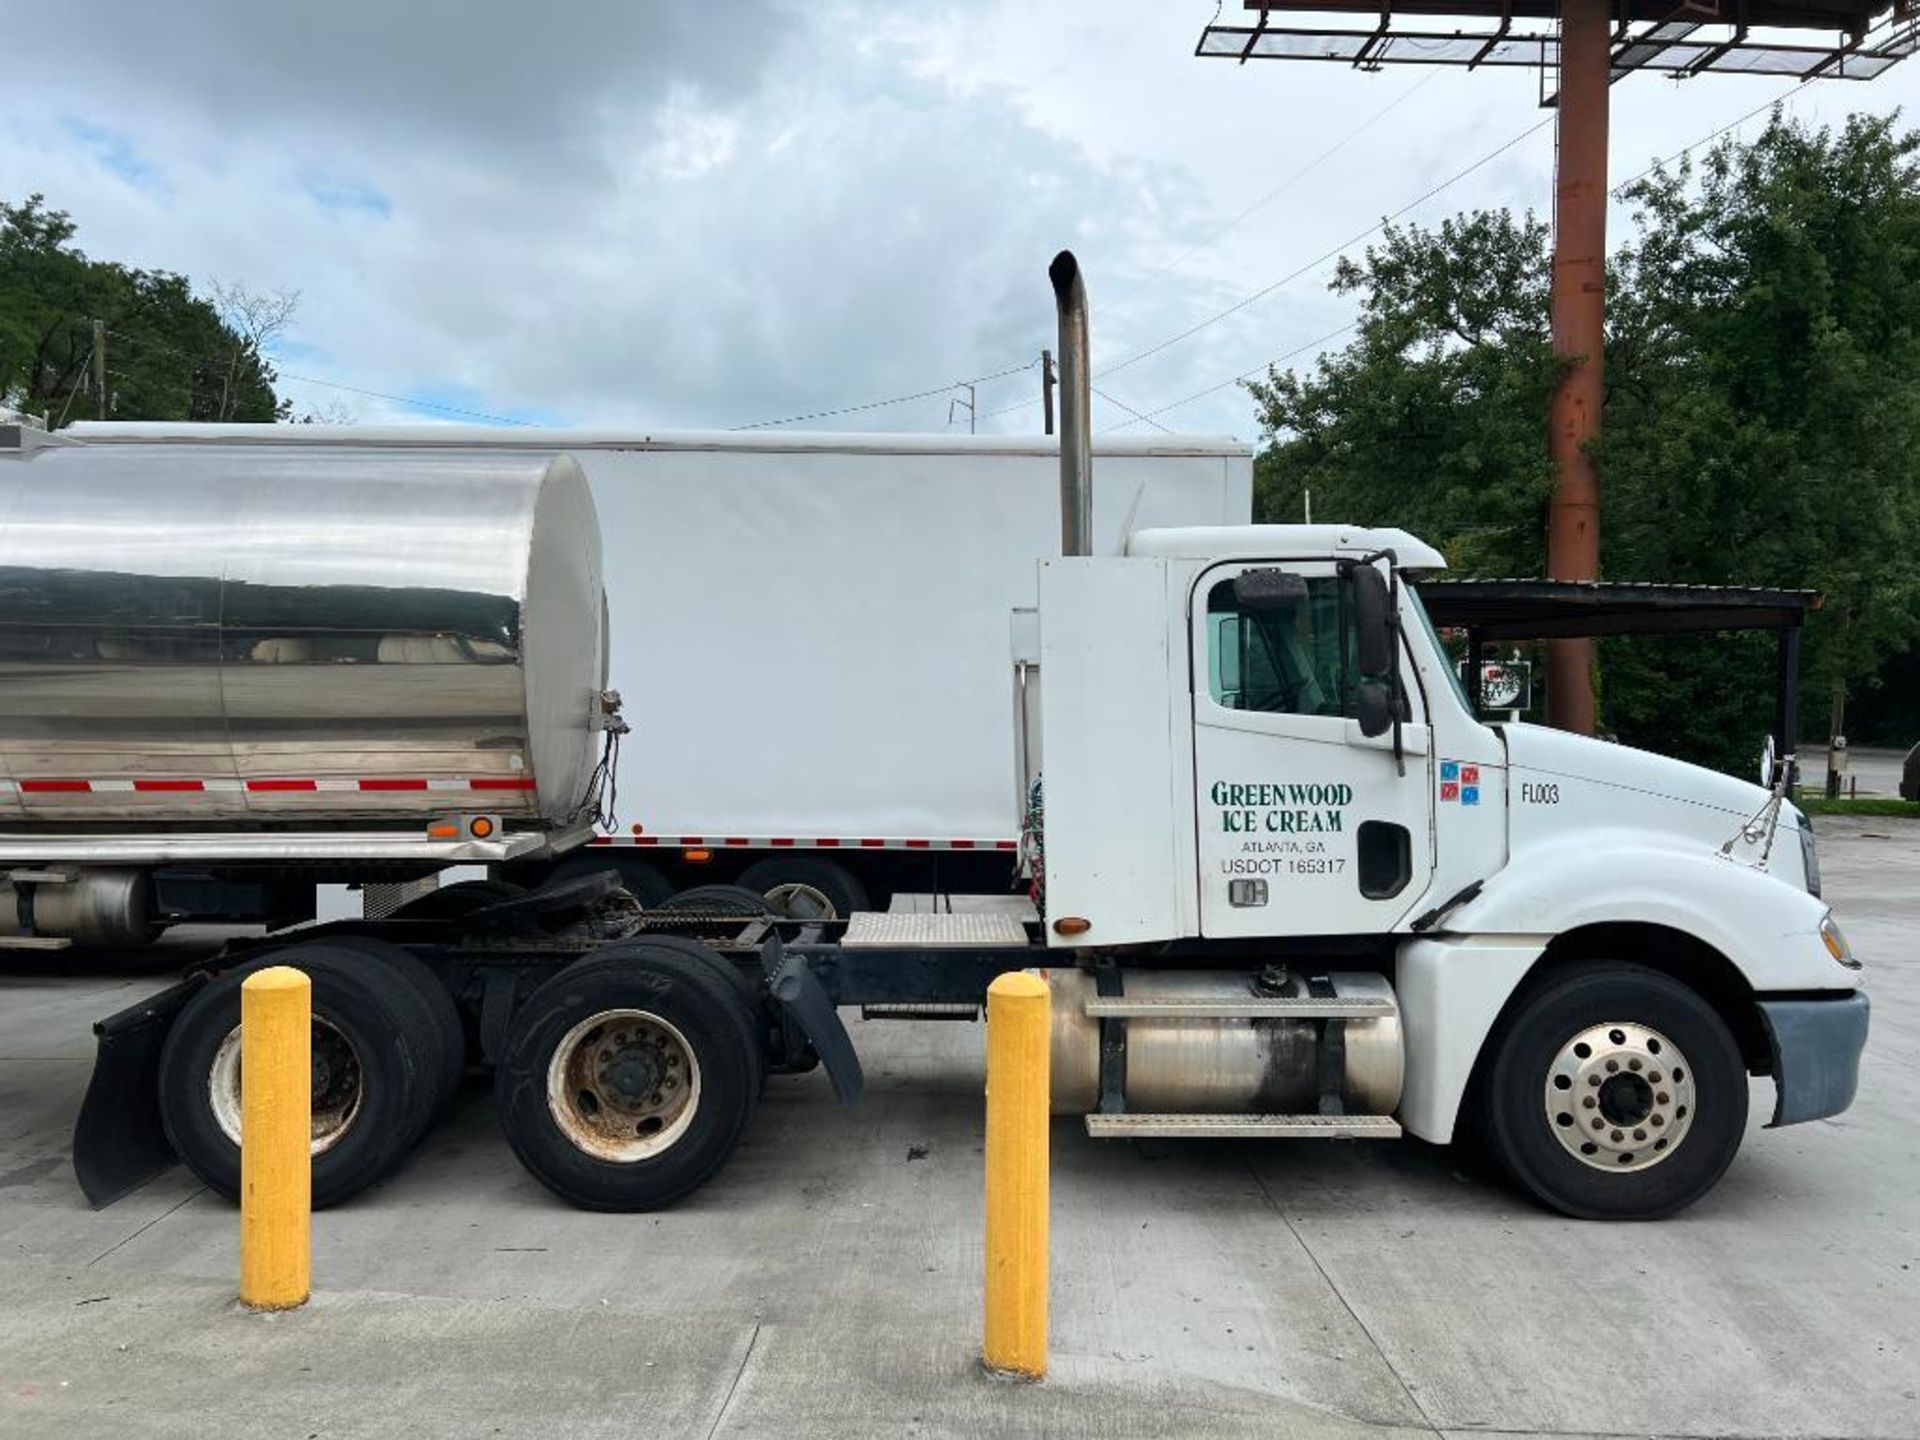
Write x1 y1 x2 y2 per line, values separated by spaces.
1031 523 1867 1219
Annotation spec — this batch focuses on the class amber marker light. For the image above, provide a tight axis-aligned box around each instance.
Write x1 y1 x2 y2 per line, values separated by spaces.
427 823 458 839
469 816 495 839
684 848 713 864
1052 917 1091 937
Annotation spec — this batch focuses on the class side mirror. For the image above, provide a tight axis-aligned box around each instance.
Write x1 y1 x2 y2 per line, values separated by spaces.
1356 680 1393 738
1233 567 1308 612
1352 564 1392 677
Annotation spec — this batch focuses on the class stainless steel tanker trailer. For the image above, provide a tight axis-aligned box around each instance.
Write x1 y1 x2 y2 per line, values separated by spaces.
0 253 1865 1220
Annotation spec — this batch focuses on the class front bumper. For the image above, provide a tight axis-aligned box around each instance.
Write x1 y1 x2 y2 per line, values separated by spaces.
1757 991 1870 1127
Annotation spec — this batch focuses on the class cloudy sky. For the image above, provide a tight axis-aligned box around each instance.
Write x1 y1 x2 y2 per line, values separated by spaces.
6 1 1917 441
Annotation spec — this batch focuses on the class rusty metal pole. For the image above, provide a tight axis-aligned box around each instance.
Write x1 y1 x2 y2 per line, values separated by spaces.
1545 0 1610 735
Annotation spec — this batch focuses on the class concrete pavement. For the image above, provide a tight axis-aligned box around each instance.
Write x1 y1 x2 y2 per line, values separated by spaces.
1 820 1914 1438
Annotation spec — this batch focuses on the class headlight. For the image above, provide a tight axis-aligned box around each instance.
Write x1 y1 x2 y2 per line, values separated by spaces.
1798 814 1821 898
1819 914 1860 970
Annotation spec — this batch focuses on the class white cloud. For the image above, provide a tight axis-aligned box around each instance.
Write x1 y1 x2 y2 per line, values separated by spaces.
4 1 1916 441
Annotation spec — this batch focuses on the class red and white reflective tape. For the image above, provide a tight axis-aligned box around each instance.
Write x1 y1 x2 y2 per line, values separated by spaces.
0 776 536 795
587 833 1018 853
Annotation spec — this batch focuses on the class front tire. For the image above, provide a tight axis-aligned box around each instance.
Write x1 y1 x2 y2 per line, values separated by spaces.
1480 963 1747 1221
494 944 760 1211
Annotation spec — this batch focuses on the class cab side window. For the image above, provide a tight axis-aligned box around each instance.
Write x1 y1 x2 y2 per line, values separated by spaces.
1206 575 1354 718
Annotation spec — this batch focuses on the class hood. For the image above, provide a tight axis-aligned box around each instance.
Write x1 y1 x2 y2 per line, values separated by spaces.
1501 723 1767 820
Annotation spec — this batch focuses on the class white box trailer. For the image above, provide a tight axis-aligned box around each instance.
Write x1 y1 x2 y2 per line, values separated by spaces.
62 424 1252 914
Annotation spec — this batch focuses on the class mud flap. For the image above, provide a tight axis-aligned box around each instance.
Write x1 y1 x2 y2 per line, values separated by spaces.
763 936 863 1106
72 974 206 1207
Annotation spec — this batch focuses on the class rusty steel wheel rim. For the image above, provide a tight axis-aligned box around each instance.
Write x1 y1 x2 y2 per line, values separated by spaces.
208 1017 364 1156
545 1008 702 1162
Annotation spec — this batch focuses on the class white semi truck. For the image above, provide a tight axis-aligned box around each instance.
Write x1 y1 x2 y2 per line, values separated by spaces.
58 421 1252 919
1 253 1866 1221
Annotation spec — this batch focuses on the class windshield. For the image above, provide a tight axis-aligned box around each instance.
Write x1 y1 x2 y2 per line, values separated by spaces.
1405 586 1474 714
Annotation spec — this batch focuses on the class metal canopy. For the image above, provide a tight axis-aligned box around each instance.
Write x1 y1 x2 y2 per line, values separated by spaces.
1418 579 1820 756
1415 578 1823 640
1198 1 1919 87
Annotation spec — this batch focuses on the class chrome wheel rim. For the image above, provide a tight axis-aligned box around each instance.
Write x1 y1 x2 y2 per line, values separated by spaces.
208 1017 363 1155
545 1008 701 1162
1544 1021 1696 1172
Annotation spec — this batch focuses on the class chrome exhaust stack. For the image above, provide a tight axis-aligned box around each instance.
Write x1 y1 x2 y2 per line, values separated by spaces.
1049 250 1092 557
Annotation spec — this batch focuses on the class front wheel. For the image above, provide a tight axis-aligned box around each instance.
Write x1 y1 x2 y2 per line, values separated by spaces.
493 944 760 1211
1480 963 1748 1221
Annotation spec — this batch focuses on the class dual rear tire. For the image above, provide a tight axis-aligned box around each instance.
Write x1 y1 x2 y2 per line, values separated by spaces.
493 941 764 1211
157 939 464 1208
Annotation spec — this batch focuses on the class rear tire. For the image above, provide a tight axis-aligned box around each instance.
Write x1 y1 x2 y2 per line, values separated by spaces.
328 934 468 1110
736 857 869 920
658 883 775 915
1480 963 1747 1221
157 943 440 1207
494 944 760 1211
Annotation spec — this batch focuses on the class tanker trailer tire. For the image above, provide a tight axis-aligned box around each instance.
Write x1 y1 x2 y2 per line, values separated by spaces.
156 944 441 1208
659 883 777 915
1480 963 1747 1222
735 857 869 920
494 945 760 1211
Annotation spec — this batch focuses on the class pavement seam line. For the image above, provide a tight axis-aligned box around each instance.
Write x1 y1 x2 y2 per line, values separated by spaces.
1243 1157 1443 1436
86 1186 205 1267
702 1317 763 1440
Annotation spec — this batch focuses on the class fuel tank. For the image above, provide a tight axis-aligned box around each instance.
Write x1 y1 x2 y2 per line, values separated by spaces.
1045 968 1404 1116
0 441 606 829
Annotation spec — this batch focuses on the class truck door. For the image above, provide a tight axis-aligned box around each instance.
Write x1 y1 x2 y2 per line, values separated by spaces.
1191 561 1434 937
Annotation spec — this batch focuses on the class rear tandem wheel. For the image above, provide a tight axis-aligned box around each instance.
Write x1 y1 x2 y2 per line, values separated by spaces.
493 942 764 1211
155 941 448 1208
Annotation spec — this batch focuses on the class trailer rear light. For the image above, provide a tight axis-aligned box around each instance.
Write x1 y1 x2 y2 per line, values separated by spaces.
684 848 713 864
427 822 459 838
469 816 495 839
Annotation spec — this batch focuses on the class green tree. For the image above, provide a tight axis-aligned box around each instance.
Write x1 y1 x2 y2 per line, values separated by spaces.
1248 113 1920 774
0 194 289 425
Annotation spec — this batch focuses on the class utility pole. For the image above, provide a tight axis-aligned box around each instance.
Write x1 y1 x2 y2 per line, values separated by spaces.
1041 350 1056 436
91 320 108 421
948 381 977 434
1544 0 1609 736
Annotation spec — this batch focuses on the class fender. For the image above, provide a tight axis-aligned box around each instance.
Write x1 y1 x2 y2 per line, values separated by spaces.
1393 830 1854 1145
1446 828 1841 992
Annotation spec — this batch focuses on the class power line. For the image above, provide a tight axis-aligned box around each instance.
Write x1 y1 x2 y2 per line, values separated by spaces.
1109 75 1822 433
1099 110 1557 381
1091 383 1173 434
102 326 535 426
729 361 1034 431
1105 68 1442 316
274 371 534 426
1102 321 1358 433
1610 78 1816 196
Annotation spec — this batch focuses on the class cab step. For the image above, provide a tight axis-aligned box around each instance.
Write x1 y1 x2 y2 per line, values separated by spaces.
1084 1113 1402 1140
1081 995 1395 1020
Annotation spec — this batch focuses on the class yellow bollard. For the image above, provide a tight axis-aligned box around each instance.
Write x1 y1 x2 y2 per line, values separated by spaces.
983 970 1049 1379
239 966 311 1311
